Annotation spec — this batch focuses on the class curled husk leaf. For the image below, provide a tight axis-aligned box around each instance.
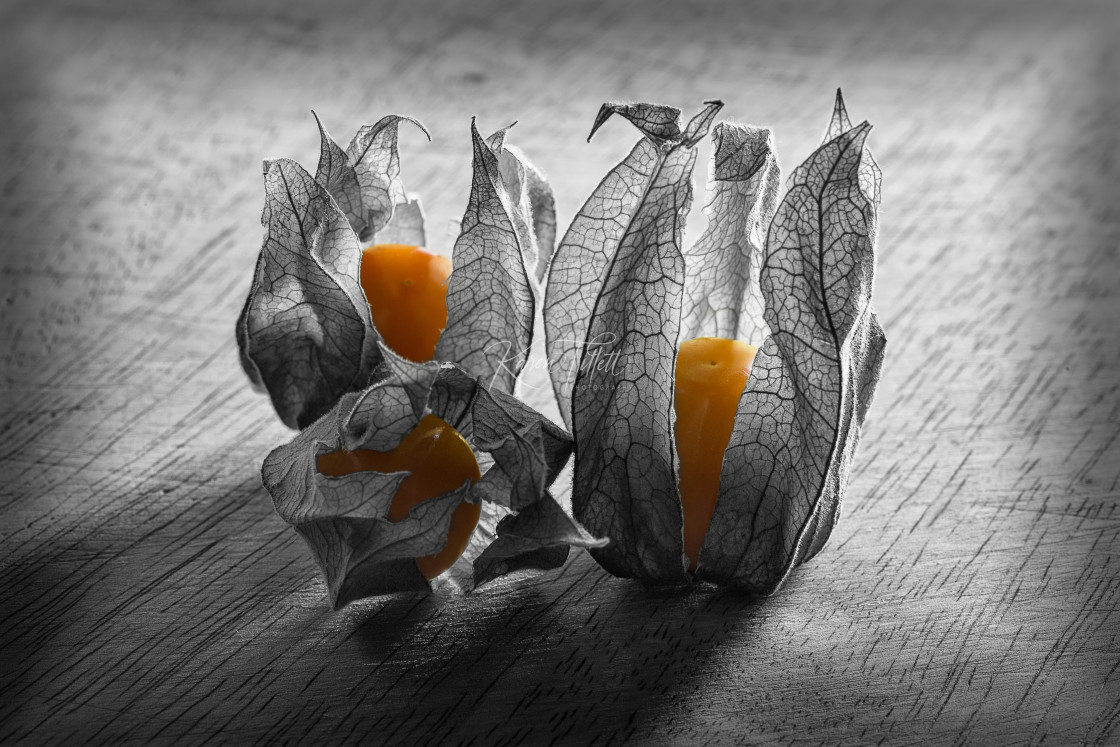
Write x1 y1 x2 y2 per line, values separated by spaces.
237 114 554 428
544 92 886 593
263 347 604 608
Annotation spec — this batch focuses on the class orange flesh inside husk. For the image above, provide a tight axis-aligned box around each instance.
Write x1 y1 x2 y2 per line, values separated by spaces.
674 337 757 572
317 413 482 579
360 244 452 363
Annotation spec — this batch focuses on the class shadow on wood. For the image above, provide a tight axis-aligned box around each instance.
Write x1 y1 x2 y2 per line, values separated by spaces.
334 555 767 743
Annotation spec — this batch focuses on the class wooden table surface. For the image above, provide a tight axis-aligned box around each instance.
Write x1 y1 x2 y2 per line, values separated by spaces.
2 0 1119 743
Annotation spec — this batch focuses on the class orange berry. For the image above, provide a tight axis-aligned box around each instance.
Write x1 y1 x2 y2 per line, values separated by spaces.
360 244 452 363
674 337 757 572
317 413 481 579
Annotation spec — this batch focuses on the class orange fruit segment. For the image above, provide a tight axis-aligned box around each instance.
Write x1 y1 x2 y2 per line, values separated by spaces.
317 413 482 579
674 337 758 572
360 244 452 363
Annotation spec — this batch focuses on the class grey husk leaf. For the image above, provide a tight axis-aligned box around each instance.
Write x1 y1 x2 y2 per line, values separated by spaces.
333 114 431 243
698 99 885 592
236 158 382 429
544 103 685 431
434 120 538 394
547 102 724 582
473 493 605 586
824 89 882 206
680 122 781 345
373 196 427 247
494 141 556 283
524 158 557 281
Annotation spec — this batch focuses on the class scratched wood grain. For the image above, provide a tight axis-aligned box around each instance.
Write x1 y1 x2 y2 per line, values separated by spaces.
2 0 1118 744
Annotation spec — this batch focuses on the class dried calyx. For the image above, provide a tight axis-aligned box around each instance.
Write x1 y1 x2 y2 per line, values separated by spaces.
237 114 554 429
263 349 605 608
543 91 886 593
